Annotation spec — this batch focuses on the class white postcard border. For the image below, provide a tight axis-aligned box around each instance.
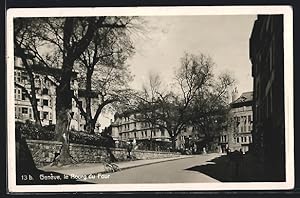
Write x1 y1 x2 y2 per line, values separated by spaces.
6 5 294 192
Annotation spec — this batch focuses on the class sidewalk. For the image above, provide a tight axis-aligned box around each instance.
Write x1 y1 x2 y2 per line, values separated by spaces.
40 155 193 176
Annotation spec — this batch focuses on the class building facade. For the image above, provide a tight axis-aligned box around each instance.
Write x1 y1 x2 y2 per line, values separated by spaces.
111 112 193 151
14 57 101 133
14 63 59 126
227 91 253 154
111 112 171 151
249 15 285 181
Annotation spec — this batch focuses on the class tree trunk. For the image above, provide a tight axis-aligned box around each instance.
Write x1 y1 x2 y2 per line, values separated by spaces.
53 57 74 165
85 69 94 134
31 96 41 126
171 136 176 152
86 120 96 134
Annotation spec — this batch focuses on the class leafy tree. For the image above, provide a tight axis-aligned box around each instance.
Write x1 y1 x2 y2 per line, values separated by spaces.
14 16 141 165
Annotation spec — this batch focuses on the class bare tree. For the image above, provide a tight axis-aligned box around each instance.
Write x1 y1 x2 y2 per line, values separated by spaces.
132 53 217 151
190 72 235 149
73 17 137 133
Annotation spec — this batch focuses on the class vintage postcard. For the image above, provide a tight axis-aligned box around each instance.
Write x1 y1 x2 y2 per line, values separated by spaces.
6 6 294 192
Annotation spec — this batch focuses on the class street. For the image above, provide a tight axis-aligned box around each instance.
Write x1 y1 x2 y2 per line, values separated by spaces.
83 153 221 184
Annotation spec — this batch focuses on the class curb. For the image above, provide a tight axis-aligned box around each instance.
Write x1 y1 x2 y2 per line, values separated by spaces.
118 155 194 172
82 155 193 175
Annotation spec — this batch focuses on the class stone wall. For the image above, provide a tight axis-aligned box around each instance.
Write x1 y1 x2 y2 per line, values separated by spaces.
26 140 180 167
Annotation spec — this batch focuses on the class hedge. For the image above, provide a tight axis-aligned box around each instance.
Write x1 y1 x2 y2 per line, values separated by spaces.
15 121 114 147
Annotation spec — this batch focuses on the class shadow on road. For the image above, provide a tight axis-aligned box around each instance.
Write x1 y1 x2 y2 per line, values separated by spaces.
185 154 267 182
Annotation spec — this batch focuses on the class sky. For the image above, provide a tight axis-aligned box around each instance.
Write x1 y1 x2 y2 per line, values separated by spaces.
99 15 257 129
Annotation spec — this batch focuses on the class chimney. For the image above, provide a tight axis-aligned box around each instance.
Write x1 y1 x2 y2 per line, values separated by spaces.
232 87 238 103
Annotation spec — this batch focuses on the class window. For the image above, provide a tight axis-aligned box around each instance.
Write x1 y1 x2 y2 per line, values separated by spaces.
16 71 21 83
34 78 40 86
161 129 165 136
43 99 49 106
43 112 48 119
134 132 137 138
42 88 48 95
21 72 28 82
29 109 32 118
153 131 156 137
17 89 21 100
237 137 240 143
248 115 252 123
22 107 28 114
22 90 26 100
249 136 252 143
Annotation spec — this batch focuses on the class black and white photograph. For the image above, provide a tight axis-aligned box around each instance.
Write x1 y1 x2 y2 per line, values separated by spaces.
6 6 294 192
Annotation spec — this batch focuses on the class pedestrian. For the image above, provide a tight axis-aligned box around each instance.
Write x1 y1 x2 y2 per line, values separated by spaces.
202 147 206 154
127 141 133 159
240 148 244 155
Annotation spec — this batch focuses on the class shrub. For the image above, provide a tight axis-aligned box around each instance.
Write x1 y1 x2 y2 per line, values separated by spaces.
15 121 111 147
16 121 55 141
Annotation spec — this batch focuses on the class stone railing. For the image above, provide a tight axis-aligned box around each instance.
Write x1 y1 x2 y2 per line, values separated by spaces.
26 140 181 167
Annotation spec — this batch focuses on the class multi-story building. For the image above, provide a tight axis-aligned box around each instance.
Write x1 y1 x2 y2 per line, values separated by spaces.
249 15 285 181
218 88 238 153
14 57 101 132
111 112 193 151
227 91 253 154
111 112 170 150
14 62 60 126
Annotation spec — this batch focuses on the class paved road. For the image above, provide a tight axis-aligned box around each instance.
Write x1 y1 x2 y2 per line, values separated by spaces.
83 153 221 184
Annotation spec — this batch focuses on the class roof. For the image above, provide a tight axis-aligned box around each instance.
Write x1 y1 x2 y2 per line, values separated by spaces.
15 65 78 78
231 91 253 105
